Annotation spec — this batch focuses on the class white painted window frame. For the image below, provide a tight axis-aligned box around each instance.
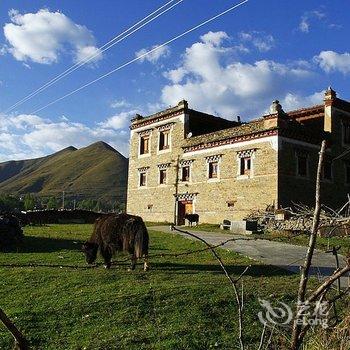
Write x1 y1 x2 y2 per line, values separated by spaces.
236 149 255 180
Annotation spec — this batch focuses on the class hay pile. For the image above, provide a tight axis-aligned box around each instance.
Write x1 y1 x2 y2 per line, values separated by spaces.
0 214 23 250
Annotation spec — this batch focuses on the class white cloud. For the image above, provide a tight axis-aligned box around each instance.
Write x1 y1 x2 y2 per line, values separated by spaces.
315 51 350 74
110 99 132 109
0 112 130 161
200 31 229 46
3 8 102 64
74 45 102 64
136 44 170 64
239 31 275 52
281 91 324 111
161 31 313 119
99 110 138 130
299 10 326 33
163 67 187 84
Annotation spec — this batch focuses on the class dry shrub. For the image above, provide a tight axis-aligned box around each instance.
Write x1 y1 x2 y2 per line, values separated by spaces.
303 314 350 350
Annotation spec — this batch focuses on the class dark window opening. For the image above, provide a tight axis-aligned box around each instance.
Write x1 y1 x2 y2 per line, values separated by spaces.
322 160 332 180
159 130 170 150
140 136 150 155
208 161 218 179
297 154 308 177
345 163 350 184
159 169 167 184
139 172 146 186
240 157 251 176
182 166 190 181
343 124 350 144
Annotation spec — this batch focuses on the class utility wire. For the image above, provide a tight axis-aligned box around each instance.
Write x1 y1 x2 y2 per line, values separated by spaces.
30 0 249 115
2 0 183 114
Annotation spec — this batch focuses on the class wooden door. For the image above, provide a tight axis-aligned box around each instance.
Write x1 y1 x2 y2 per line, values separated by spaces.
177 200 193 225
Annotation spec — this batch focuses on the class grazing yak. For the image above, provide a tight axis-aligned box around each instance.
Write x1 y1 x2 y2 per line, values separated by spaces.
82 213 149 271
184 213 199 227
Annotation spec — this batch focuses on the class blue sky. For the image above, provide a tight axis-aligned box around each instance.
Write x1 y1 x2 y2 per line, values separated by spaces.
0 0 349 160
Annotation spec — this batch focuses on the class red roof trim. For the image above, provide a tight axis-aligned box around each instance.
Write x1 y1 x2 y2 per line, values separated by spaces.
130 110 184 130
183 129 278 153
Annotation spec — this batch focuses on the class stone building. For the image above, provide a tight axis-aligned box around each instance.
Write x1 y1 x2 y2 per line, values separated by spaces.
127 88 350 224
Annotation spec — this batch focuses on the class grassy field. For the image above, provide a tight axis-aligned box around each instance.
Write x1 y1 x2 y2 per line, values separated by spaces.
0 224 346 349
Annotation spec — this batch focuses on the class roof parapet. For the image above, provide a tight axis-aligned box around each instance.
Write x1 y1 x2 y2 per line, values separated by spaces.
130 113 144 124
177 99 188 110
264 100 288 129
324 86 337 107
269 100 284 115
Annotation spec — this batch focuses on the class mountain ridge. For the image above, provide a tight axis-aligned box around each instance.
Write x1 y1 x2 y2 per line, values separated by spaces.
0 141 128 203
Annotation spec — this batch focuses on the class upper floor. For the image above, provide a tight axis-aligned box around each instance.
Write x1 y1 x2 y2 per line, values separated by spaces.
128 88 350 189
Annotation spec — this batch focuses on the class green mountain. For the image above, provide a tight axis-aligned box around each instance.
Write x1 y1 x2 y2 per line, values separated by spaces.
0 141 128 203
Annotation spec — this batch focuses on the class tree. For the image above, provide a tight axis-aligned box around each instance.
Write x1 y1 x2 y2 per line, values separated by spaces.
0 195 23 212
23 194 35 211
46 197 58 210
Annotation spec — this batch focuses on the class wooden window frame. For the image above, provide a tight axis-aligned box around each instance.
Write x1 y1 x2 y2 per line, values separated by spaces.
240 157 251 176
140 135 150 155
139 172 147 187
159 130 170 151
159 168 167 185
208 161 218 179
181 166 190 182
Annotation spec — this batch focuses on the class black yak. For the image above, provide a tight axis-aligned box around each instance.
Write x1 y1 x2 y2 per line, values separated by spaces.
0 214 23 250
184 213 199 227
82 213 149 271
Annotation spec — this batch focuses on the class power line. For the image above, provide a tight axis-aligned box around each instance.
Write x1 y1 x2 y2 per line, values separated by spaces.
30 0 249 115
2 0 183 114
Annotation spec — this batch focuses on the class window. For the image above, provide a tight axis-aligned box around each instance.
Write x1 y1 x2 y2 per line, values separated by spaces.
297 154 308 177
345 162 350 184
322 159 332 181
139 172 147 186
240 157 251 176
208 161 218 179
181 166 190 181
140 135 150 155
159 130 170 150
159 169 167 184
343 123 350 145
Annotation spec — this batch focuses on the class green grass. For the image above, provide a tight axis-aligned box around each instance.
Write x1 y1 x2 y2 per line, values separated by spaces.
0 224 343 349
260 231 350 255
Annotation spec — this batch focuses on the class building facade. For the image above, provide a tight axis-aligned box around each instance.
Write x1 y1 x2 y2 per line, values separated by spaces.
127 88 350 224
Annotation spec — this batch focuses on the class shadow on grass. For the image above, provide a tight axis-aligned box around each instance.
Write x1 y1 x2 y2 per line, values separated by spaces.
10 236 83 253
152 262 294 277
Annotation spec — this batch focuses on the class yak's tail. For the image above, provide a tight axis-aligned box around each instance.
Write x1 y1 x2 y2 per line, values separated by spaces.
134 220 149 259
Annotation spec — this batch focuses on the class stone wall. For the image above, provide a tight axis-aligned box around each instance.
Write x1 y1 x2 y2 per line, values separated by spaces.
278 107 350 210
127 94 350 225
127 114 279 223
126 113 186 222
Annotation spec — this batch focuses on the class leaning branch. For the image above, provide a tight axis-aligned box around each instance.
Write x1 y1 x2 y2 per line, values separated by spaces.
0 308 29 350
172 226 250 350
291 140 327 350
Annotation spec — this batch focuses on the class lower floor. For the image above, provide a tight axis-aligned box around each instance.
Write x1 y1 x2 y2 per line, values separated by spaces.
127 186 278 225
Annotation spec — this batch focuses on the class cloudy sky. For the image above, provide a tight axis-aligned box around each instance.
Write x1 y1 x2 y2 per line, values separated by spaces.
0 0 349 161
